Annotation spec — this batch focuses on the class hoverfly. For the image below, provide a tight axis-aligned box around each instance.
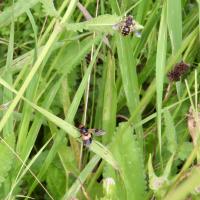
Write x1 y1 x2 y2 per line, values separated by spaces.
113 15 143 37
78 124 106 147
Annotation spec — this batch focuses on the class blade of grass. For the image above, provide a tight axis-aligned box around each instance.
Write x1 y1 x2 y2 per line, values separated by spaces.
167 0 182 99
119 8 199 154
0 78 119 170
20 78 62 161
63 155 101 200
198 0 200 35
156 3 167 166
3 21 14 137
16 8 39 152
135 0 150 24
66 40 102 123
0 0 78 138
102 53 117 143
26 126 68 196
26 9 38 60
116 35 143 144
167 0 182 53
5 136 55 200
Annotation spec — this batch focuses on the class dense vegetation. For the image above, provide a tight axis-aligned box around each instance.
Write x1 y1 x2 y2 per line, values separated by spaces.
0 0 199 199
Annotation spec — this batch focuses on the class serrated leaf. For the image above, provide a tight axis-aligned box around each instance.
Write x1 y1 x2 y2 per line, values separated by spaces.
106 123 146 200
187 106 200 145
66 14 121 34
0 134 15 188
40 0 59 17
164 110 177 153
47 163 66 199
178 142 193 161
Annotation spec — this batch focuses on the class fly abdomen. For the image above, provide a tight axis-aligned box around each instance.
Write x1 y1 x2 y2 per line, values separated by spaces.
121 26 131 36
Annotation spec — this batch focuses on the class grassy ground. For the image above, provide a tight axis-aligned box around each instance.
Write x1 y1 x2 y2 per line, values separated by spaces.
0 0 199 199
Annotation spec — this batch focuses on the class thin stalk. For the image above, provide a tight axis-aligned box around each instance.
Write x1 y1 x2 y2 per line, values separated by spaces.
0 0 78 134
79 0 100 170
38 0 70 45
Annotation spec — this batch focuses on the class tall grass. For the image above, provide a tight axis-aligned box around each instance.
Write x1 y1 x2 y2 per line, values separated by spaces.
0 0 199 199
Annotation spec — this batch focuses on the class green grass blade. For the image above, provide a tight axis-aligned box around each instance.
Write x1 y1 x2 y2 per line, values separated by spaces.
167 0 182 53
0 0 78 138
26 9 38 60
116 35 143 142
156 3 167 164
167 0 182 98
63 155 100 200
3 21 14 137
0 78 119 170
198 0 200 34
119 27 198 140
66 39 102 122
102 53 117 143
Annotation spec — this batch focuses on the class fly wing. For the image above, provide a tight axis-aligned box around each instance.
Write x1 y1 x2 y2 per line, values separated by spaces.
88 129 106 136
112 21 124 31
134 30 142 38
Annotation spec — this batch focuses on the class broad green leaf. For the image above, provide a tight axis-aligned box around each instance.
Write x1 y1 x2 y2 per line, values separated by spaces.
66 14 121 34
46 162 66 199
107 123 146 200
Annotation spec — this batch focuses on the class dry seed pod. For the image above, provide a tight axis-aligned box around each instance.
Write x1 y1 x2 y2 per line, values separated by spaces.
167 61 190 82
187 106 200 145
167 70 181 82
175 61 189 74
